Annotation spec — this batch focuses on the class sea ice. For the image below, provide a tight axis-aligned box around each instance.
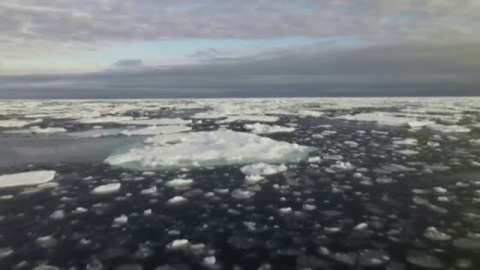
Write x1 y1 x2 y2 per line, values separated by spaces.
244 174 265 184
424 227 451 241
0 170 56 188
165 179 193 187
0 119 41 128
167 196 188 204
219 115 279 123
330 161 356 171
122 125 191 136
240 163 287 176
106 131 314 168
168 239 190 249
30 127 67 134
124 118 192 126
231 189 255 199
91 183 121 194
76 116 133 124
244 123 294 134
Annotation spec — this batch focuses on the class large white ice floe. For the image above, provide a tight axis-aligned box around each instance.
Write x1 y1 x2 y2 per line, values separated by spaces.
0 170 56 188
122 125 191 136
240 163 287 175
105 130 314 168
244 123 294 134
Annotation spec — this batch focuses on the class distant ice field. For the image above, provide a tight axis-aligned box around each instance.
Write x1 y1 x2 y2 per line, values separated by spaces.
0 97 479 269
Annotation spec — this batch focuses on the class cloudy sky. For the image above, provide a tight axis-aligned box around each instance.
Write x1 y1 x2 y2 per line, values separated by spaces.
0 0 479 98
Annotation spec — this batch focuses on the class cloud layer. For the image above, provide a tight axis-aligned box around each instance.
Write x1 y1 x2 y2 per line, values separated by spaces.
1 0 480 57
1 42 478 98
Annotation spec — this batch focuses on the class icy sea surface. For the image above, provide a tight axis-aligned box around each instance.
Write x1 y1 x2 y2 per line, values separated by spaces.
0 98 480 270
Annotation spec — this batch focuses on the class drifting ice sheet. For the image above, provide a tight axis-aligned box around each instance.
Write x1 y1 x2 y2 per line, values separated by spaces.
105 130 314 168
0 170 56 188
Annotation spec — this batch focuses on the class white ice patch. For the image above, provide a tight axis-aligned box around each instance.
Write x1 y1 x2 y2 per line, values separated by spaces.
165 178 193 188
0 170 56 188
470 139 480 146
424 227 451 241
219 115 279 123
167 196 188 204
30 127 67 134
123 118 192 126
91 183 121 194
240 163 287 176
330 161 356 171
244 174 265 185
0 119 41 128
427 124 470 133
67 128 123 138
122 125 191 136
105 130 314 168
393 138 418 146
76 116 133 124
244 123 294 134
335 112 434 127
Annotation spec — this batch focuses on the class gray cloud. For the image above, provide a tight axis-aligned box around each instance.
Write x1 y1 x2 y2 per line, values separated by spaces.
0 42 478 98
1 0 479 59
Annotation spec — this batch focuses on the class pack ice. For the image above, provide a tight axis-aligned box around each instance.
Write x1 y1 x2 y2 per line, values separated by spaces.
105 130 314 168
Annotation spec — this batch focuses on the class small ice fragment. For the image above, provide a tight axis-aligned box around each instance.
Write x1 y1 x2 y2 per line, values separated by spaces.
0 247 13 258
307 156 321 163
330 161 356 171
92 183 121 194
398 149 419 155
203 256 216 266
141 186 157 195
424 227 451 241
73 207 88 214
168 239 190 249
165 179 193 188
114 215 128 224
143 209 152 216
433 187 447 193
240 163 287 176
231 189 254 199
279 207 292 214
343 141 359 148
36 235 57 248
50 210 65 220
407 251 444 269
354 223 368 231
245 174 265 184
303 204 316 211
167 196 188 204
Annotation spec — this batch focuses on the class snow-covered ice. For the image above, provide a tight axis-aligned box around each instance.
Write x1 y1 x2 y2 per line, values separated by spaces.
0 170 56 188
243 123 294 134
91 183 121 194
105 130 314 168
240 163 287 176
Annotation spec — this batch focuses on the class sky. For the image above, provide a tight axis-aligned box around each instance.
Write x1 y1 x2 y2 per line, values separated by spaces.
0 0 479 98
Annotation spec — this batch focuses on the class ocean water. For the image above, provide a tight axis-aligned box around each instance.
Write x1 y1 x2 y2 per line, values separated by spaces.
0 98 479 269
